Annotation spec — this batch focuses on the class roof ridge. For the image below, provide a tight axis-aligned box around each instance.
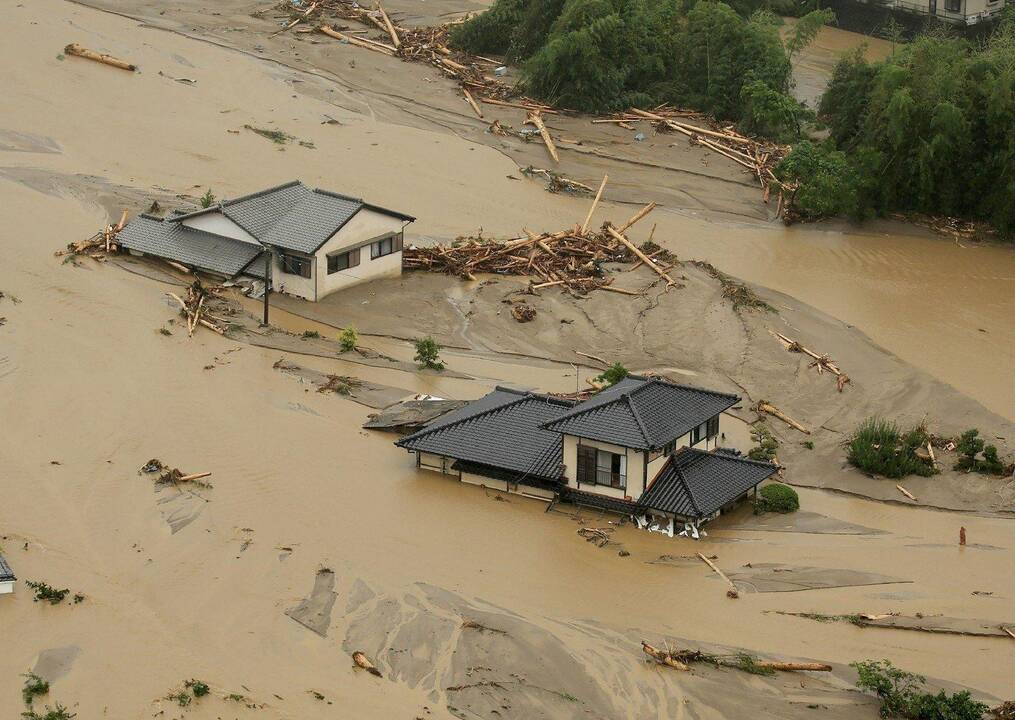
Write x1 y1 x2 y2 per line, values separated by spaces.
312 187 364 204
399 393 537 443
670 451 703 515
623 394 653 448
221 180 304 207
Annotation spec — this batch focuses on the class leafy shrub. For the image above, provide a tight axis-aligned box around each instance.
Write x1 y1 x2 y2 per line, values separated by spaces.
199 189 216 208
953 429 1006 474
755 483 799 513
185 679 210 698
595 362 628 387
851 659 987 719
414 336 444 370
776 141 865 220
846 417 936 479
339 326 358 352
25 581 70 605
449 0 526 56
20 703 75 720
748 422 778 461
22 673 49 705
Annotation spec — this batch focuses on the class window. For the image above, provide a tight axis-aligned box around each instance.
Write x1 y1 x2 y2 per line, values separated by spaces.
690 421 707 445
327 247 360 274
370 232 404 259
707 415 720 439
280 252 312 278
576 444 626 489
663 439 676 456
944 0 961 10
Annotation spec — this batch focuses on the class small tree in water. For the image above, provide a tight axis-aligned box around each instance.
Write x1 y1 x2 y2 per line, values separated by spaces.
339 326 358 352
414 337 444 371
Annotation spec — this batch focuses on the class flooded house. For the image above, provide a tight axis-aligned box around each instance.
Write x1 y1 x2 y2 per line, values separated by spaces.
395 376 778 534
118 180 415 301
0 554 15 594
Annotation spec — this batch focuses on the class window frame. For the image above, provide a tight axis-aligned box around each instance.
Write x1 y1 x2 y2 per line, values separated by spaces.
943 0 961 11
327 247 360 275
370 231 404 260
576 444 627 490
279 251 312 278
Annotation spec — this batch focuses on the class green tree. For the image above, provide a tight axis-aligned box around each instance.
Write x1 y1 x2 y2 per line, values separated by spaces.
414 337 445 371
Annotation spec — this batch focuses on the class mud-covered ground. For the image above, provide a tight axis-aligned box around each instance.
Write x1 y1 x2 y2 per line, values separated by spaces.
1 2 1014 719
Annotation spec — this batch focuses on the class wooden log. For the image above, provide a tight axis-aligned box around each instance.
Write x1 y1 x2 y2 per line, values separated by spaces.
199 319 226 335
641 642 690 671
462 87 483 119
616 202 657 234
1002 626 1015 640
525 111 559 164
178 472 212 482
575 350 610 368
606 226 675 287
64 43 137 72
376 3 401 48
352 651 382 677
165 259 191 274
896 484 917 502
581 175 608 234
698 552 739 599
753 661 832 672
480 97 559 115
600 285 642 296
756 401 810 435
319 26 397 55
271 1 319 36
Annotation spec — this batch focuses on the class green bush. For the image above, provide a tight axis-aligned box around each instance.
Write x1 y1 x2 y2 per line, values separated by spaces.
755 483 799 513
25 581 70 605
185 679 210 698
846 417 936 479
776 141 866 220
22 673 49 705
954 429 1006 474
748 422 778 461
851 659 987 719
339 326 358 352
595 362 628 387
20 703 75 720
199 189 216 208
414 336 445 371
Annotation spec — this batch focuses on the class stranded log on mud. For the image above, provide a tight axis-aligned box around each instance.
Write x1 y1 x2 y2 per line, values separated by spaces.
352 651 382 677
642 642 831 674
64 43 137 72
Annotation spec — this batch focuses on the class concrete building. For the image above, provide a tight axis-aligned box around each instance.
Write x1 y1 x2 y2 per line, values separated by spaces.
118 180 415 302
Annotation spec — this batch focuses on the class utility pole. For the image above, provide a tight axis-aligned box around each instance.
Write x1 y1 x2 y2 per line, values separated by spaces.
262 248 271 326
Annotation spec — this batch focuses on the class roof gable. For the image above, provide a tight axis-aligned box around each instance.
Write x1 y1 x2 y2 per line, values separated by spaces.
542 376 739 450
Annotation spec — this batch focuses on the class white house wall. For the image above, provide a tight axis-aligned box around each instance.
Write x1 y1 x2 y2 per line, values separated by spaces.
316 208 406 300
0 580 13 594
562 435 644 501
181 211 260 245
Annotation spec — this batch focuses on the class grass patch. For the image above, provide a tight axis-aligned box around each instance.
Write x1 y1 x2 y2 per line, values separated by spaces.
846 417 936 479
954 429 1007 475
689 260 774 312
243 124 294 144
733 652 777 676
339 326 358 352
301 330 321 339
185 679 210 698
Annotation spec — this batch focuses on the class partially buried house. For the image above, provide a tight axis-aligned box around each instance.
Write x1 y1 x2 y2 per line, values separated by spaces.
117 180 415 302
395 375 778 533
0 554 15 594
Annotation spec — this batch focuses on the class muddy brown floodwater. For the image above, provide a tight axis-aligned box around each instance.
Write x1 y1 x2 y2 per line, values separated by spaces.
1 2 1014 719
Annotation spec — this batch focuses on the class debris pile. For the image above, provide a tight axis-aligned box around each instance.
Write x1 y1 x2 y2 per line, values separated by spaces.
770 331 850 391
403 183 677 295
139 459 213 488
509 300 536 323
577 527 614 547
55 210 128 262
641 642 832 674
166 280 229 337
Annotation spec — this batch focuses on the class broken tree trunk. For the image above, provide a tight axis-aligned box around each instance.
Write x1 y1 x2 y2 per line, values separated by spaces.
616 202 658 235
376 3 401 48
606 226 675 287
525 111 559 164
462 87 483 118
641 642 690 671
64 43 137 72
753 661 832 672
896 484 918 502
756 401 809 435
698 553 739 599
581 175 608 234
319 25 397 55
352 651 382 677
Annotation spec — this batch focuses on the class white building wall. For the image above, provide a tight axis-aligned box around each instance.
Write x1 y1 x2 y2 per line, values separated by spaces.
181 211 259 245
0 580 13 594
562 435 643 501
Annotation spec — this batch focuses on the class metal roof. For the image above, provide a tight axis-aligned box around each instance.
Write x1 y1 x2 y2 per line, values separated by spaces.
0 554 15 582
117 215 264 276
166 181 415 254
395 388 575 481
542 376 740 450
638 448 777 518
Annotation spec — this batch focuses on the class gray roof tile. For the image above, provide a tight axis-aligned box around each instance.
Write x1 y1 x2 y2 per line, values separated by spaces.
221 180 313 239
638 448 776 518
395 388 575 480
259 189 363 254
542 376 739 450
0 554 15 582
118 216 263 276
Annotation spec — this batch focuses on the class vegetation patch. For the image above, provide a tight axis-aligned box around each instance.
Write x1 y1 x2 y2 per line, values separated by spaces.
243 124 295 144
25 581 70 605
199 189 216 208
22 673 50 705
754 483 798 514
846 417 937 479
595 362 629 388
21 702 76 720
851 659 987 719
339 326 358 352
953 429 1008 475
414 336 445 370
689 261 773 312
748 422 778 461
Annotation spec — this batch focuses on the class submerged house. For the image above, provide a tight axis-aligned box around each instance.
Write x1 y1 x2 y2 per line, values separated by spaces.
0 554 15 594
118 181 415 302
395 376 778 532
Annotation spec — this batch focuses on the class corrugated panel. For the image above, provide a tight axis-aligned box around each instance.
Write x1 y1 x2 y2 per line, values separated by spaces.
118 216 263 276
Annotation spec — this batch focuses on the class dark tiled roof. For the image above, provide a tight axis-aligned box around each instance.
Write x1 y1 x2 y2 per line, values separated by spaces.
118 215 264 276
167 181 415 254
0 554 15 582
395 388 575 481
542 376 739 450
638 448 777 518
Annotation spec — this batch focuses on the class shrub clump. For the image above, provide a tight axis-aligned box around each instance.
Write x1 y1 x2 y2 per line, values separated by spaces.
755 483 799 514
748 422 778 461
25 581 70 605
339 326 358 352
21 702 76 720
22 673 50 705
595 362 628 387
846 417 937 479
414 336 445 371
953 429 1006 475
851 659 987 720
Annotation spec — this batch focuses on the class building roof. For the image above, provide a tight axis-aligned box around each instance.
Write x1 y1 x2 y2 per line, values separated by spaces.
638 448 777 518
167 180 415 254
395 387 576 481
117 214 264 276
0 554 15 582
541 376 740 451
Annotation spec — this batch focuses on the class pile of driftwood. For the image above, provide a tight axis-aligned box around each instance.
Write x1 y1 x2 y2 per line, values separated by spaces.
55 210 128 261
166 281 228 337
599 106 791 209
641 642 831 674
770 331 850 392
404 178 677 295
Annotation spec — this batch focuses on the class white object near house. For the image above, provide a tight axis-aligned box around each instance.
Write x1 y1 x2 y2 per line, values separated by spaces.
117 181 415 302
0 555 15 594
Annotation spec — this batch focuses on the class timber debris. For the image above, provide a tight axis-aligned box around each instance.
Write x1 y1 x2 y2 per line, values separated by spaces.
352 651 382 677
139 459 213 488
689 261 772 312
56 210 128 261
698 552 739 599
771 331 850 391
64 43 137 72
403 183 673 294
755 401 809 435
578 527 614 547
641 642 831 674
166 281 229 337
